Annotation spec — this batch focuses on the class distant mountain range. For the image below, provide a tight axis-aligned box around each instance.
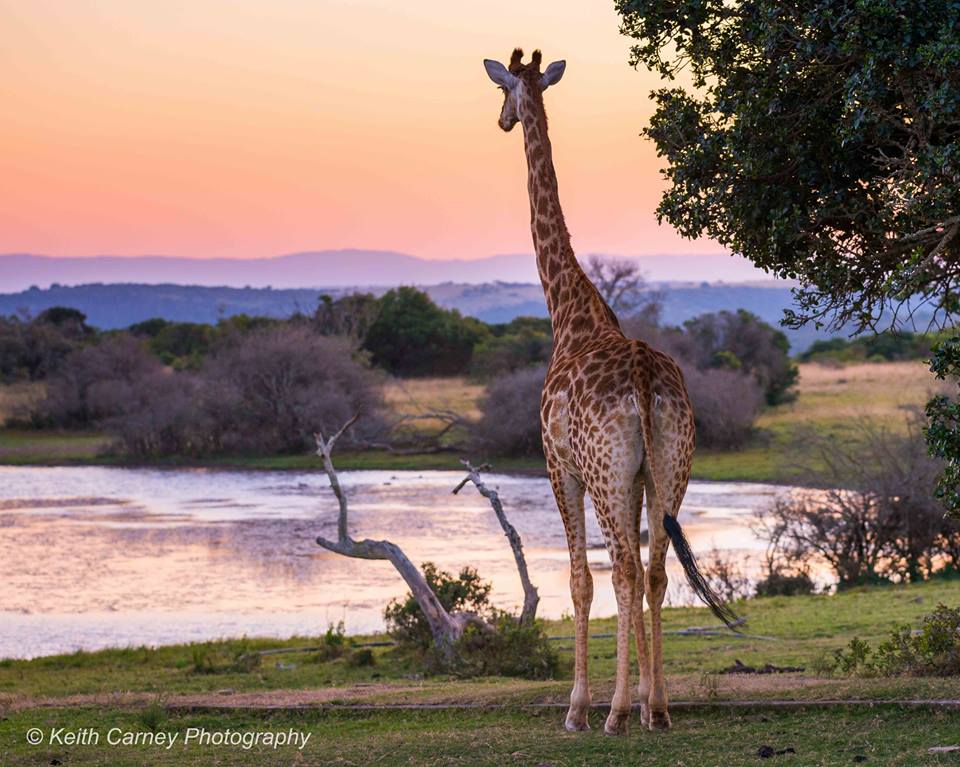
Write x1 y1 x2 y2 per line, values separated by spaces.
0 250 768 292
0 280 836 353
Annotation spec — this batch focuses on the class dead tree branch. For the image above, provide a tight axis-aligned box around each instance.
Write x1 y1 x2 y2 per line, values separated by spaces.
453 460 540 626
314 413 471 658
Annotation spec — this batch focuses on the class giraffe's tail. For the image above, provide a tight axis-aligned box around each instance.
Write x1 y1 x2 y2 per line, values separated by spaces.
662 513 742 631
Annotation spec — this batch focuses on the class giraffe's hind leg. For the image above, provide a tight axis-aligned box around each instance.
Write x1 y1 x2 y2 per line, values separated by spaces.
628 471 652 728
550 470 592 732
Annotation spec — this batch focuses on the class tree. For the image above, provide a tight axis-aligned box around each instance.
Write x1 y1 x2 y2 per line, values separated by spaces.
617 0 960 510
618 0 960 333
363 287 487 376
583 254 661 318
314 293 379 344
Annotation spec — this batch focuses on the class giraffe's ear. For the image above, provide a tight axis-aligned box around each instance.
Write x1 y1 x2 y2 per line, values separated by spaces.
484 59 518 89
540 60 566 90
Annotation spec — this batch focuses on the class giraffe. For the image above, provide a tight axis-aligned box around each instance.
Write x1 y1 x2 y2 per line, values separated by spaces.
483 49 737 734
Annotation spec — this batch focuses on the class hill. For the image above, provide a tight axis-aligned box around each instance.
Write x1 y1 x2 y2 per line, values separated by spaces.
0 280 833 352
0 251 766 292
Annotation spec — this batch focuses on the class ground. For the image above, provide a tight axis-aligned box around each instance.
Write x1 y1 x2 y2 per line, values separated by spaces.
0 361 939 483
2 580 960 765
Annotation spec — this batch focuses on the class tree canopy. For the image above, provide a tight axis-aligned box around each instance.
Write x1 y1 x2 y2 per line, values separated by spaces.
617 0 960 332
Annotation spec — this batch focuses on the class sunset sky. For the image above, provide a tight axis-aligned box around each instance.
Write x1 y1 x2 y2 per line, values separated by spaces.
0 0 718 261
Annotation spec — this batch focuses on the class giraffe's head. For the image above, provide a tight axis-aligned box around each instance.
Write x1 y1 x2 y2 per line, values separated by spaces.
483 48 566 132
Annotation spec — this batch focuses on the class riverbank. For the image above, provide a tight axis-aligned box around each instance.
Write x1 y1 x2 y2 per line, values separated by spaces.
0 361 937 484
2 580 959 765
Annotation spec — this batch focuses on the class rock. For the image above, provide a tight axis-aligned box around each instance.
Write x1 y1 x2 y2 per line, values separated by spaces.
928 746 960 753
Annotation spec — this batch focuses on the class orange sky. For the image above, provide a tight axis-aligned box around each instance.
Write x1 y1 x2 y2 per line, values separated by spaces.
0 0 718 261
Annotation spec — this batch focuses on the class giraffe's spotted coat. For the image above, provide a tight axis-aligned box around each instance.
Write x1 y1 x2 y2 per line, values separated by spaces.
487 48 697 734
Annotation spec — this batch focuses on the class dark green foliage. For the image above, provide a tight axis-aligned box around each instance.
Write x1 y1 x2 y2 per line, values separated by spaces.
384 563 559 679
926 336 960 517
346 648 376 668
832 604 960 676
618 0 960 334
314 293 379 343
363 287 487 376
448 613 561 680
754 570 816 598
801 332 938 364
469 316 552 380
384 563 492 651
35 307 93 340
312 622 349 662
129 318 214 369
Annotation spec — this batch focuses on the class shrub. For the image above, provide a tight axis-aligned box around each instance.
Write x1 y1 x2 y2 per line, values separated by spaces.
469 317 552 380
681 364 764 449
33 333 161 427
755 415 958 588
312 621 348 662
754 570 816 598
363 287 487 376
384 562 560 679
384 563 492 651
449 613 561 679
471 365 546 457
832 604 960 677
666 310 798 405
199 325 384 454
346 648 376 668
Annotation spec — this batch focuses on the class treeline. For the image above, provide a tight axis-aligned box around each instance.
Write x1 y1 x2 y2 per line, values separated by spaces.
800 331 942 364
1 274 800 457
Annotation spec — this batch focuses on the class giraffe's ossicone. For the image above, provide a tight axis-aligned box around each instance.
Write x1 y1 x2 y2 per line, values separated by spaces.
483 48 739 735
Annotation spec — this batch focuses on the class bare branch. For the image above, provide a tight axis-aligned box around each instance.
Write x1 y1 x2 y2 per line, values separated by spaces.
454 460 540 625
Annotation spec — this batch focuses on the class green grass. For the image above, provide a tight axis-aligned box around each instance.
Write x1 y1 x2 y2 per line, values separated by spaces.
3 580 959 704
3 583 960 765
2 705 958 766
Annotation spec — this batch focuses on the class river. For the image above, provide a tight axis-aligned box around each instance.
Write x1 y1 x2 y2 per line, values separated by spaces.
0 466 795 659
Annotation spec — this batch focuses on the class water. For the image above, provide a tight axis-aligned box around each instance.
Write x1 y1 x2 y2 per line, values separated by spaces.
0 466 795 659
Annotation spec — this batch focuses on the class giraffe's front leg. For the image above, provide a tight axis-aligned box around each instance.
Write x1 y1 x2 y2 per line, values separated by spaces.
604 553 636 736
565 549 593 732
550 471 592 732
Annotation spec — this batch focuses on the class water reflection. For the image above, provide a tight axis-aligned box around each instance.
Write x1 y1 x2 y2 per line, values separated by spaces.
0 466 795 659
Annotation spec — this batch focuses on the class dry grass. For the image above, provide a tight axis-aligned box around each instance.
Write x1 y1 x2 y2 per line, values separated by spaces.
384 377 485 423
0 382 43 423
758 361 942 432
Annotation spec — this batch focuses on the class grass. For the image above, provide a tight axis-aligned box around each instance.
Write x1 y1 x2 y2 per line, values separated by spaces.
2 580 960 765
3 579 959 703
0 361 941 482
3 706 958 766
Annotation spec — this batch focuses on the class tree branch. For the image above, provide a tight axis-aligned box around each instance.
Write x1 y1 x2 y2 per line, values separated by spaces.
453 460 540 625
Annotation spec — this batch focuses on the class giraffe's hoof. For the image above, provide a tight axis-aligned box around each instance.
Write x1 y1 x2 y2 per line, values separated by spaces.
603 710 630 736
564 709 590 732
639 704 650 728
648 709 672 731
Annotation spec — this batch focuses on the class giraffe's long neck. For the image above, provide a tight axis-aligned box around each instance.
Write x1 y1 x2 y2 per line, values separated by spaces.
518 84 619 355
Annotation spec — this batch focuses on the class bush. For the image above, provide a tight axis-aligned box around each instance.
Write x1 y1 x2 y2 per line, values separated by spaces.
832 604 960 677
197 326 384 454
756 415 960 588
33 333 162 427
384 563 492 651
363 287 487 376
664 310 798 405
754 570 816 598
449 613 561 679
471 365 546 457
681 364 764 449
312 622 349 662
469 317 552 380
384 562 560 679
